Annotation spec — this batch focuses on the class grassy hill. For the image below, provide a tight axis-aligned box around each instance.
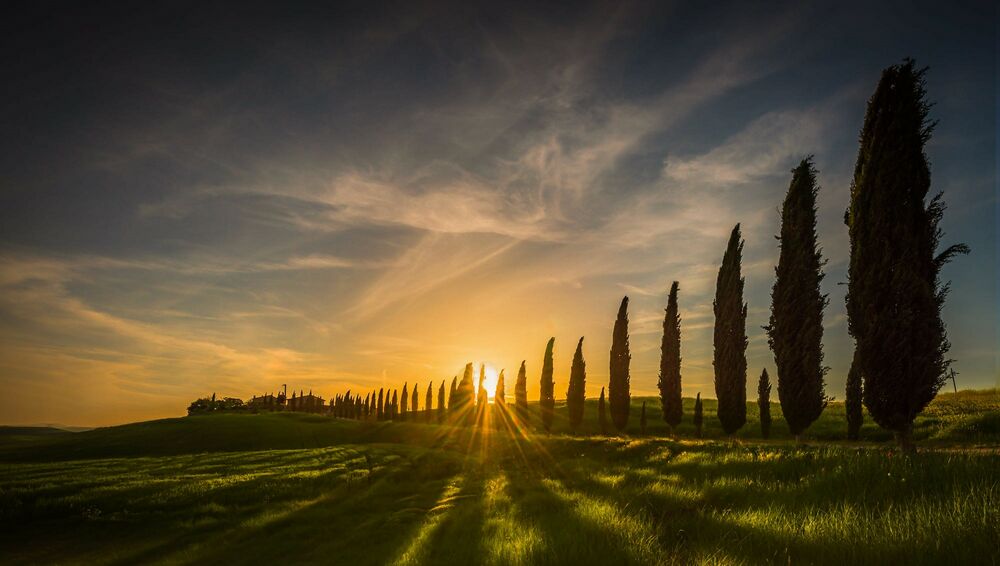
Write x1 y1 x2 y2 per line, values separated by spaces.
0 390 997 565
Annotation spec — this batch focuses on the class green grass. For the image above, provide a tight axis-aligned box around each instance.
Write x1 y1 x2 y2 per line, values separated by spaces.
1 391 998 565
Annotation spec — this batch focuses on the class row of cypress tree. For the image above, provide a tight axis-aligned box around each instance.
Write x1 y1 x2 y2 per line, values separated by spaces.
322 60 963 449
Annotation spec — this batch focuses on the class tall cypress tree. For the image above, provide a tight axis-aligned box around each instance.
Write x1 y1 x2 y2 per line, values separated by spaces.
609 296 631 432
495 369 506 406
401 383 409 420
658 281 683 431
456 364 475 425
425 382 433 422
391 390 398 420
448 376 458 411
377 388 385 421
598 386 608 435
758 368 772 439
846 59 968 451
566 337 586 433
539 338 556 432
477 364 489 426
514 361 528 421
693 392 703 438
767 158 829 439
411 383 419 416
714 224 747 436
846 348 863 441
438 380 446 423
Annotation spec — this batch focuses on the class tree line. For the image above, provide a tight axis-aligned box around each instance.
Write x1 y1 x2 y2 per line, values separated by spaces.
190 60 964 451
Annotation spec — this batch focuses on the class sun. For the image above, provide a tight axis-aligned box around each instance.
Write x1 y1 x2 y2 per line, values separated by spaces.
481 364 499 402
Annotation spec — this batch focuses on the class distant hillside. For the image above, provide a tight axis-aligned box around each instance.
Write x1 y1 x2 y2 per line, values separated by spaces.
1 389 995 462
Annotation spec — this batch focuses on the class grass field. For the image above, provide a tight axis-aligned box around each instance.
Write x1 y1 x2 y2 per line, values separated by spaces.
1 390 998 565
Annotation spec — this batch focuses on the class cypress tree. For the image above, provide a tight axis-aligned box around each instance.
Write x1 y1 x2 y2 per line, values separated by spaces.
609 296 631 432
364 392 371 419
412 384 419 417
693 392 703 438
758 368 772 439
566 337 586 433
477 364 489 426
539 338 556 433
658 281 683 431
767 158 829 439
425 382 433 422
401 383 409 420
846 59 968 452
514 361 528 421
377 388 385 421
455 364 475 425
438 380 446 423
495 369 506 406
598 386 608 435
846 349 863 441
714 224 748 436
391 390 398 420
640 401 647 435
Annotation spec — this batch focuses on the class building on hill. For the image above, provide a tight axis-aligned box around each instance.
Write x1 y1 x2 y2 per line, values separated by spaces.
247 393 282 411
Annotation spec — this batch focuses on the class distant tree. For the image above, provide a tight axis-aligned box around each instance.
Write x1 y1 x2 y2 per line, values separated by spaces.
846 59 968 452
401 383 409 420
758 368 772 439
766 158 829 440
377 388 385 421
455 364 475 425
425 382 433 422
391 390 399 420
448 376 458 411
609 296 631 432
640 401 647 435
495 369 506 406
598 387 608 435
514 361 528 422
693 393 704 438
540 338 556 433
714 224 748 436
364 392 371 419
477 364 489 427
412 383 419 416
438 380 446 423
846 349 863 441
566 337 586 433
658 281 683 432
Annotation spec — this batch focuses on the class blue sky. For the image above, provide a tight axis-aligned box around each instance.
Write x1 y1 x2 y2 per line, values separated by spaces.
0 1 995 425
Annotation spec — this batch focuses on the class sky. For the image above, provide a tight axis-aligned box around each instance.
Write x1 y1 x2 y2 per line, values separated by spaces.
1 1 996 426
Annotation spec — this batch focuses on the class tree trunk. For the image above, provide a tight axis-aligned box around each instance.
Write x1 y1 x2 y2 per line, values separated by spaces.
897 424 916 454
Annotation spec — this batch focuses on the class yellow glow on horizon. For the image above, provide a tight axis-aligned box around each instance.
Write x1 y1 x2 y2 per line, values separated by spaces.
482 365 499 401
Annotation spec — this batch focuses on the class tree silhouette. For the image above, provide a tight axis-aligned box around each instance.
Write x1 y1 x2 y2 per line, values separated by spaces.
598 386 608 435
425 382 433 422
514 361 528 422
438 380 446 423
540 338 555 433
455 364 475 425
401 383 409 420
658 281 683 432
758 368 772 439
477 364 489 427
448 376 458 412
846 59 968 452
693 392 704 438
566 337 586 433
495 369 506 406
767 158 828 439
377 388 384 421
609 296 631 432
714 224 747 436
846 349 863 440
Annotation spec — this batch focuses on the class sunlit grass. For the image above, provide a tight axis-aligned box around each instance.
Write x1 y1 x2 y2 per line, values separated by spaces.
1 399 998 565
